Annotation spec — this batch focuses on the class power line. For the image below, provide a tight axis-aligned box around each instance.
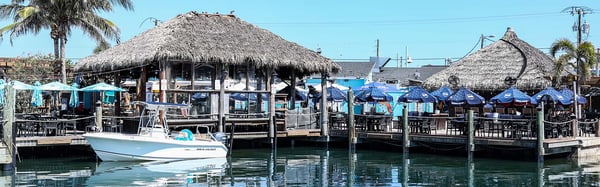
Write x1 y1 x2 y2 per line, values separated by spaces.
255 12 561 26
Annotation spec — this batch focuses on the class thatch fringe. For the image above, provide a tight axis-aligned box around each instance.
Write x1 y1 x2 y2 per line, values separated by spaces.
75 11 340 75
423 27 554 92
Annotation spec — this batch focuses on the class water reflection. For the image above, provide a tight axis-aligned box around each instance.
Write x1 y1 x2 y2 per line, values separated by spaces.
4 148 600 186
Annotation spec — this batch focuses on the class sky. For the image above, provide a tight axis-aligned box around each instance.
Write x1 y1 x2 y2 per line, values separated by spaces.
0 0 599 68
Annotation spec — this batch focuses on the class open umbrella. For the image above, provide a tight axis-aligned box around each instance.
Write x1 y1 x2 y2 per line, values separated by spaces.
192 92 209 102
69 83 79 107
559 87 586 105
357 81 398 92
12 80 35 90
530 87 570 105
318 86 348 102
80 82 126 92
398 87 437 103
0 79 5 105
354 86 393 102
230 93 267 101
31 81 43 107
448 87 485 106
430 86 453 101
277 85 307 101
40 81 78 91
490 86 531 106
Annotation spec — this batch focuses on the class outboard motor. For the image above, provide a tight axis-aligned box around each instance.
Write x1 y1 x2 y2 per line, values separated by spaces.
213 132 228 145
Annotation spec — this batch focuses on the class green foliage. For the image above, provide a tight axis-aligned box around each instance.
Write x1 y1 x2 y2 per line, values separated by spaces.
6 53 56 82
550 38 597 87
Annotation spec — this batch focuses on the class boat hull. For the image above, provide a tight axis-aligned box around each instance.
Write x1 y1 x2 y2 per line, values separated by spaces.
83 133 228 161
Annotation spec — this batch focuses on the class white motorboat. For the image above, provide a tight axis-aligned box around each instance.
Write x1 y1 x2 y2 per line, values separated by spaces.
84 101 228 161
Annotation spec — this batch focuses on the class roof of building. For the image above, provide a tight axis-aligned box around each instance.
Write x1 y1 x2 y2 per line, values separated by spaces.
74 11 340 76
423 27 555 92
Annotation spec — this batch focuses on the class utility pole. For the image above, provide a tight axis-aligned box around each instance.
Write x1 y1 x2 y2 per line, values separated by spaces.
376 39 380 58
562 6 592 120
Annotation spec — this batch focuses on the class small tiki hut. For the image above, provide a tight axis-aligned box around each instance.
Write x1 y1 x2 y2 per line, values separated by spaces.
74 11 340 132
424 27 555 97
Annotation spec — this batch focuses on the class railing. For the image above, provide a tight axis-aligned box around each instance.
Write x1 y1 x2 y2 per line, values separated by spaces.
328 113 600 141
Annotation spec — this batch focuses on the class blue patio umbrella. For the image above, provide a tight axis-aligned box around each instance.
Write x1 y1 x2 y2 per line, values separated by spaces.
0 79 5 105
448 87 485 106
192 92 209 102
318 86 348 102
530 87 570 105
354 86 393 102
490 86 531 106
230 93 267 101
80 82 126 92
357 81 399 92
398 87 437 103
69 83 79 107
277 85 307 101
559 87 587 105
40 81 78 91
12 80 35 90
430 86 454 101
31 81 43 107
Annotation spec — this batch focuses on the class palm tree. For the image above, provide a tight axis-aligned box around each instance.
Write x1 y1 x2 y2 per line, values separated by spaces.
0 0 134 83
549 38 597 87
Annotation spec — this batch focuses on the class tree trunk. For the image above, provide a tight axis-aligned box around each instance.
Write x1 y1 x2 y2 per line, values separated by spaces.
60 36 67 83
53 38 59 60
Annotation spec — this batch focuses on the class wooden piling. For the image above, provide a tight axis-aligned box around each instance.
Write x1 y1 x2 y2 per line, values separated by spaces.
320 74 329 138
467 110 474 159
537 108 545 163
2 85 15 171
95 101 103 132
402 105 409 154
348 89 356 152
596 120 600 137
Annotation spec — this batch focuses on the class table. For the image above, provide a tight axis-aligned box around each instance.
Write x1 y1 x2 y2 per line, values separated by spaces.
355 114 392 131
430 113 449 130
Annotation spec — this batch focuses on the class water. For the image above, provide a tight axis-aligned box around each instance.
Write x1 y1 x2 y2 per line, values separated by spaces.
3 147 600 186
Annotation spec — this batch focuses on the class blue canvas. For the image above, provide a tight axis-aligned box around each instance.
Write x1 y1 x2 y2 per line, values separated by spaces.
448 87 485 106
490 86 531 106
530 87 570 105
398 87 437 103
559 87 587 104
430 86 454 101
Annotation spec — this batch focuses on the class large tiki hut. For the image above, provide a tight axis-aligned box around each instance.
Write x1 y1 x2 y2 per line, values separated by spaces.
423 27 555 96
74 11 340 132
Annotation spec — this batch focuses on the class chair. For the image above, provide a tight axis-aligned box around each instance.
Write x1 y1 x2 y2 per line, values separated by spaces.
103 118 123 133
422 118 438 134
446 119 464 135
454 107 464 115
483 107 492 114
495 108 505 114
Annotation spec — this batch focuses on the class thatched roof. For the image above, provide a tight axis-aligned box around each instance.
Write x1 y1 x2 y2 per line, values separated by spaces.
423 27 555 92
74 11 340 75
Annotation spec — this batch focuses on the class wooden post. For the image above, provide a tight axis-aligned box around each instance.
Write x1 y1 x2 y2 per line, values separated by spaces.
467 110 474 160
572 119 578 137
596 120 600 137
320 74 328 137
96 101 103 132
268 69 276 147
537 108 545 163
290 71 296 110
347 89 356 152
402 105 409 154
114 72 121 116
2 85 15 170
218 64 226 133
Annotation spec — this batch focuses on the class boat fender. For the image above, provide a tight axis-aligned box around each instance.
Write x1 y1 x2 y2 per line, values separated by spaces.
177 129 195 141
